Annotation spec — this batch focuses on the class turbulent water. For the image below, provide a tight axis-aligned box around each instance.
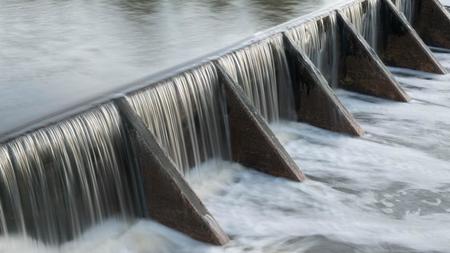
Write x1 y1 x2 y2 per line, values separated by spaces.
1 51 449 253
1 0 450 252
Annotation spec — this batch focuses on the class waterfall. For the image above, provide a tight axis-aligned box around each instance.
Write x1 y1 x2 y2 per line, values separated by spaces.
286 14 339 87
217 35 296 122
392 0 414 22
341 0 380 52
127 63 230 174
0 104 137 244
0 146 21 236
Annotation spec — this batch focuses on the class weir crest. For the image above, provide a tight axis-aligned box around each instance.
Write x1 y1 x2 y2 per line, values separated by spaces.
0 0 449 246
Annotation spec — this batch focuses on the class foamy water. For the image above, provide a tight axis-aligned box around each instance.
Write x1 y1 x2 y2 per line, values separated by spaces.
1 52 450 253
187 52 450 252
190 52 450 252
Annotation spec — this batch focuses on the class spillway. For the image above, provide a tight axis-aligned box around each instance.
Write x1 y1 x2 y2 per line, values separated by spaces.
126 63 230 173
1 0 450 251
0 104 139 244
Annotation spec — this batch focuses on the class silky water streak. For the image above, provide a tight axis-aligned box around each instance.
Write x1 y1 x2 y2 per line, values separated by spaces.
0 104 138 244
286 14 340 86
217 35 296 122
392 0 414 21
341 0 381 50
126 63 230 174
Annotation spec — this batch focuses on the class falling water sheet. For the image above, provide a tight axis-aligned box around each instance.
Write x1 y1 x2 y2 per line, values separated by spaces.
1 48 450 253
190 53 450 252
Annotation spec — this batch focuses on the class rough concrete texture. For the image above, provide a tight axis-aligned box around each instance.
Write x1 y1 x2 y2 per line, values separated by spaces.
283 34 364 137
216 65 305 182
115 98 230 246
337 11 410 102
412 0 450 49
379 0 446 74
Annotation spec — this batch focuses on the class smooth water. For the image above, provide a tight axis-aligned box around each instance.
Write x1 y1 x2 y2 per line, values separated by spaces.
2 0 450 252
0 0 336 137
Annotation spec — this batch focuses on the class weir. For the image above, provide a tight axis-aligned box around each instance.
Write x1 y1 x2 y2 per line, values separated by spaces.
341 0 446 74
0 105 140 244
217 35 295 123
394 0 450 49
126 63 230 174
0 0 449 246
285 9 410 104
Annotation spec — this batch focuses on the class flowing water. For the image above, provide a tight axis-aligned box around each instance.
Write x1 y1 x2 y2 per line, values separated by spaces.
286 14 340 87
0 0 337 138
1 0 450 252
0 104 139 245
2 51 450 252
392 0 414 21
218 35 295 122
126 63 230 173
285 0 379 88
341 0 380 51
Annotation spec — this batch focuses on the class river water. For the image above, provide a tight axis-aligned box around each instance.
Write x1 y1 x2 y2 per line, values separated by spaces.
0 0 336 137
1 0 450 252
2 52 450 252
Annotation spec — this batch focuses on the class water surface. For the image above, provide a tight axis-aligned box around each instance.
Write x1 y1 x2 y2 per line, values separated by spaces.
1 51 450 253
0 0 335 137
1 1 450 252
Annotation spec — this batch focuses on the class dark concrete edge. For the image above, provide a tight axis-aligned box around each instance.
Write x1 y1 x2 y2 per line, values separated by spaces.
215 63 306 182
382 0 447 74
432 0 450 18
336 10 411 102
283 34 365 137
114 97 230 245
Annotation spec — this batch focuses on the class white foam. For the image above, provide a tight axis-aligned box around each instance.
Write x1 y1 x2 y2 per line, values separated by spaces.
0 219 210 253
2 49 450 253
184 52 450 252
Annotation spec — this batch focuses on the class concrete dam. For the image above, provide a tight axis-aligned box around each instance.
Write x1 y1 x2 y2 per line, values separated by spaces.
1 0 450 251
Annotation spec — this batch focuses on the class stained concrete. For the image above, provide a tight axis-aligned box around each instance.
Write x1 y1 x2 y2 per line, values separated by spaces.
411 0 450 49
116 98 229 246
337 11 410 102
379 0 446 74
283 34 364 137
217 65 305 182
